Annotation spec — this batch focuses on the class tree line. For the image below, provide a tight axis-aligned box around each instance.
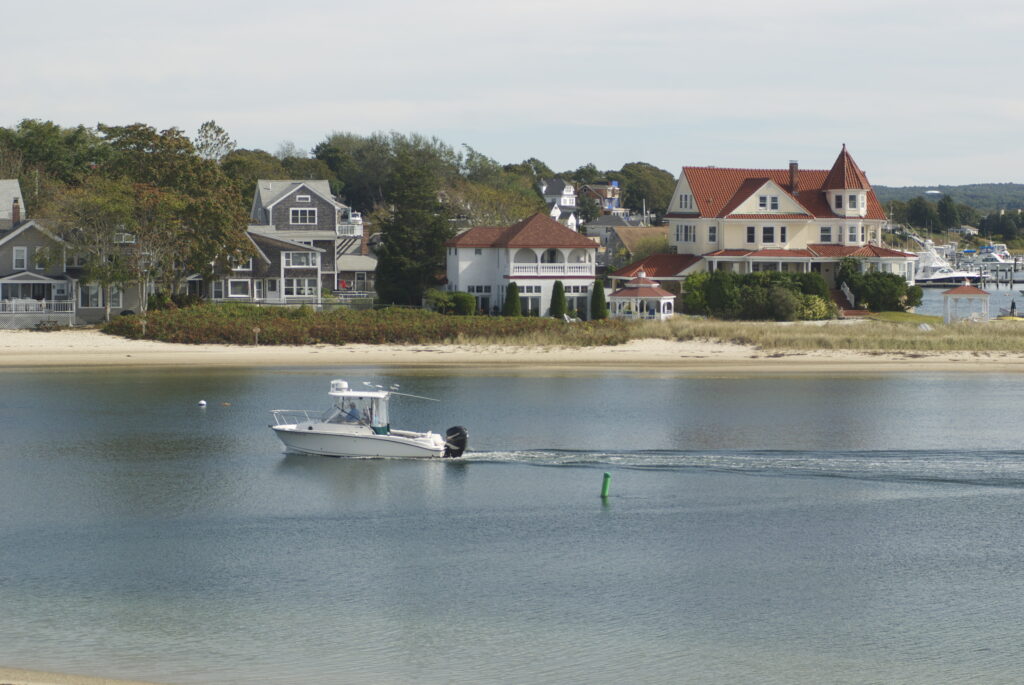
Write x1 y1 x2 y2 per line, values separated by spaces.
0 118 678 307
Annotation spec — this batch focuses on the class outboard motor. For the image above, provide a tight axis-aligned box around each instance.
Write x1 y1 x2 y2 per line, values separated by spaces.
443 426 468 458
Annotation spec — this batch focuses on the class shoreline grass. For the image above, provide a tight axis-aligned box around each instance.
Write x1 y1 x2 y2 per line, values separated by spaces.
101 304 1024 354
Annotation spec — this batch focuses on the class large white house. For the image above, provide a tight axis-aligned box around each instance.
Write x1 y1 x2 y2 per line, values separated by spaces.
614 146 916 288
445 213 598 317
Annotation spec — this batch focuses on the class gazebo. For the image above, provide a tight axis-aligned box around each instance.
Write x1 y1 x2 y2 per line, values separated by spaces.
608 270 675 320
941 283 990 323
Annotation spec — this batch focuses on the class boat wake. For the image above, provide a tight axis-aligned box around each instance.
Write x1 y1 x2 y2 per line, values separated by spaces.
465 448 1024 487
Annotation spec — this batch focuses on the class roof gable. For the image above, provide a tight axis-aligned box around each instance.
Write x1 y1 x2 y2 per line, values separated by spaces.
254 179 336 210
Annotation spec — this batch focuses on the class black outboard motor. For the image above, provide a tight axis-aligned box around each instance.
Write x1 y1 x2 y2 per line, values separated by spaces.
443 426 468 458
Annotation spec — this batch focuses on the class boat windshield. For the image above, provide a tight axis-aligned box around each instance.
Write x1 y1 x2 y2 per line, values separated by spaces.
323 395 389 429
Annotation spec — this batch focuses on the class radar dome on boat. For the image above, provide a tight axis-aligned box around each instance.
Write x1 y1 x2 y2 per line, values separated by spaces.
329 380 349 395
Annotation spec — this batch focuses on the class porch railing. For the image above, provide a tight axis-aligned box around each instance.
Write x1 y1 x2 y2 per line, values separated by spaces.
0 300 75 313
840 281 856 309
510 263 594 277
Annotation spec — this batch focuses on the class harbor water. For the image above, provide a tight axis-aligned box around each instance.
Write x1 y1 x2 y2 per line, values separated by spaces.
2 368 1024 684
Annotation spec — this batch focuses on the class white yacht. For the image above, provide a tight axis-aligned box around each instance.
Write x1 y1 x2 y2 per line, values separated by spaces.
270 380 468 459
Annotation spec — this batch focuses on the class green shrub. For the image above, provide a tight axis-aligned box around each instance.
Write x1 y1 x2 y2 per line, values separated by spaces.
503 282 521 316
451 292 476 315
423 288 454 314
706 271 743 319
590 279 608 320
682 272 709 315
799 295 838 320
768 286 801 321
550 281 567 319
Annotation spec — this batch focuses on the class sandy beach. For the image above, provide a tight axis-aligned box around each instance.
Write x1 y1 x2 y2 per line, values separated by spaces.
0 667 162 685
1 328 1023 373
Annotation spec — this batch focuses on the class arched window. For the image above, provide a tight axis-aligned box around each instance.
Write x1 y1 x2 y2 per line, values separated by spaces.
540 248 564 264
514 248 538 263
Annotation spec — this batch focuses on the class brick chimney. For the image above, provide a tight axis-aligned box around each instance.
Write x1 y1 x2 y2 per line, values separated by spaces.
789 161 799 194
11 198 20 224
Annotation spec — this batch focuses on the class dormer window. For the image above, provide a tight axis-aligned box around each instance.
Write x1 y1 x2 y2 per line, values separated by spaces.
296 195 311 203
759 195 779 210
835 195 843 209
848 194 857 209
759 196 767 209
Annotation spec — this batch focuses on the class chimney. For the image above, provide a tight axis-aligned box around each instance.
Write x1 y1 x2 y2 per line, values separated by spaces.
789 161 799 194
11 198 20 224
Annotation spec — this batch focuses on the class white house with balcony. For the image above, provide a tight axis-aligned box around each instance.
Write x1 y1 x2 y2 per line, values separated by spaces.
445 213 598 317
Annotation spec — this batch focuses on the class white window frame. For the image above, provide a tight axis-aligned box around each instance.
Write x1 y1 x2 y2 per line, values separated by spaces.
266 278 278 294
708 225 717 243
820 226 832 242
295 194 311 203
211 280 224 299
848 225 857 242
228 279 252 298
33 246 46 270
779 226 787 243
109 287 123 309
762 226 775 243
770 196 779 210
284 251 318 268
835 195 843 209
746 226 756 243
232 258 253 271
758 195 767 210
284 277 318 297
290 208 317 225
848 194 857 209
13 246 27 270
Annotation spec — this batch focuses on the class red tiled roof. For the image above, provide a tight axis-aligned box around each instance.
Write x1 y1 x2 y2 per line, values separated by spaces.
682 147 885 221
823 144 871 191
445 214 596 249
610 253 702 279
942 285 989 295
610 286 674 298
807 244 916 258
446 226 505 247
704 249 754 257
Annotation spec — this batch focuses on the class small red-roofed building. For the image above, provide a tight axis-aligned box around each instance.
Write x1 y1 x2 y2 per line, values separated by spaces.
656 145 916 287
445 213 598 317
608 271 675 320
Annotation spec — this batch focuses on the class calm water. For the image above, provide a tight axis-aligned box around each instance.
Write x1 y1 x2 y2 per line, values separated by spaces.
2 368 1024 684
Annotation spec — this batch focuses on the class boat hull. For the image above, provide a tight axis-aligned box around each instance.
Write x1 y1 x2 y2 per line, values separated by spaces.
272 425 446 458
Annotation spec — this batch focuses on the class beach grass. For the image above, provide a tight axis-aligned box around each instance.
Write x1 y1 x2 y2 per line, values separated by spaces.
101 304 1024 353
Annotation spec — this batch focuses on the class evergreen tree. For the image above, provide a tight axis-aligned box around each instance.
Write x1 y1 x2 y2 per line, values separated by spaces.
503 282 522 316
550 280 567 318
590 278 608 320
374 149 454 305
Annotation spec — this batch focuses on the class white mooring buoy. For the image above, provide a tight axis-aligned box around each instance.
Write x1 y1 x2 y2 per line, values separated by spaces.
198 400 207 407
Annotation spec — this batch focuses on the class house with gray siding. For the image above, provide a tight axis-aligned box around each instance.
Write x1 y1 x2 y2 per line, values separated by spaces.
0 179 143 328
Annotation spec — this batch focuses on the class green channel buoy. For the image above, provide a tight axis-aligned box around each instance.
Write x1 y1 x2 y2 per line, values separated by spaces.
601 472 611 498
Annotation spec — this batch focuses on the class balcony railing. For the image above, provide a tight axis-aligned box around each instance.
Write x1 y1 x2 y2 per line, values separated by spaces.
510 263 594 277
0 299 75 313
337 224 364 237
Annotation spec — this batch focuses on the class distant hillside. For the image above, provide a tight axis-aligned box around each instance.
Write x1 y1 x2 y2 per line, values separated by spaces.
874 183 1024 211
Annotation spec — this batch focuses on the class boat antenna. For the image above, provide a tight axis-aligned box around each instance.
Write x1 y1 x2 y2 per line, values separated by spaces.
389 391 440 402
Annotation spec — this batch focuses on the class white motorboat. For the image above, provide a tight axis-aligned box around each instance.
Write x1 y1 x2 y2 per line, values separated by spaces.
914 251 980 286
270 379 468 459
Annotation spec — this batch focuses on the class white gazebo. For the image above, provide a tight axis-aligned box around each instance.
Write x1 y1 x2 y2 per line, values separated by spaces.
942 284 990 323
609 270 675 320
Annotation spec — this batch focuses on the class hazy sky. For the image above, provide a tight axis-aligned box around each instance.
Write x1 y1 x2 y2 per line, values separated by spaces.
4 0 1022 186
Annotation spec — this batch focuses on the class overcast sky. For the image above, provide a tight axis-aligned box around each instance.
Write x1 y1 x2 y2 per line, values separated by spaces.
4 0 1022 186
